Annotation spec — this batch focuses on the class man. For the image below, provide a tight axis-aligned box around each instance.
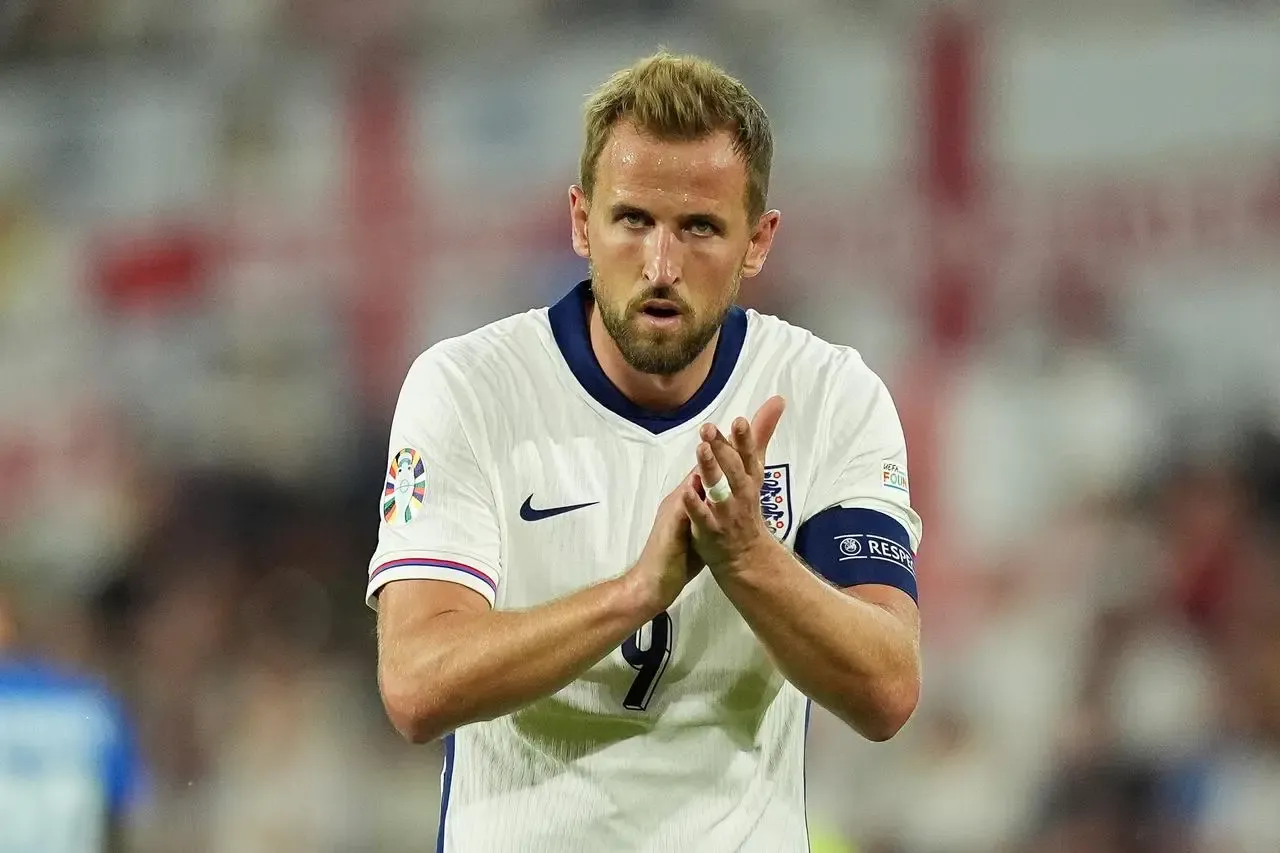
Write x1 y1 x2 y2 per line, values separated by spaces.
0 589 145 853
369 52 923 852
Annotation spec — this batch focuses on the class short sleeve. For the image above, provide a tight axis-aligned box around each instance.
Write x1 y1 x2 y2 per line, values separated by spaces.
366 349 503 609
794 353 922 600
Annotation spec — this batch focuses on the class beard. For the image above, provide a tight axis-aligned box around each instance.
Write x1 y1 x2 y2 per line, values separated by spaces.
591 271 741 377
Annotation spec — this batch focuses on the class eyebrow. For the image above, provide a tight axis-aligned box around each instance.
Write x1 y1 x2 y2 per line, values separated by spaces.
609 203 649 220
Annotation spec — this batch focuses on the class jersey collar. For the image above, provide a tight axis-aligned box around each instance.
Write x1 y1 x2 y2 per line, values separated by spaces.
548 280 748 435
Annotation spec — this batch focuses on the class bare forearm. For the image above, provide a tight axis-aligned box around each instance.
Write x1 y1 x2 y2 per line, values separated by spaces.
716 539 920 740
380 576 655 742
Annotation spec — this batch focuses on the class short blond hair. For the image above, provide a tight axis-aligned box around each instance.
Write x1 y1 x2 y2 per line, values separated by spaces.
579 52 774 221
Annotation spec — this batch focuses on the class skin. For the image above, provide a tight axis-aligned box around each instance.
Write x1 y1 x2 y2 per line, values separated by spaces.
684 407 921 741
569 121 779 409
377 118 920 745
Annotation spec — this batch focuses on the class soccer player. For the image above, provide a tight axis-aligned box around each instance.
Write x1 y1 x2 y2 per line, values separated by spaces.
0 589 145 853
369 52 923 852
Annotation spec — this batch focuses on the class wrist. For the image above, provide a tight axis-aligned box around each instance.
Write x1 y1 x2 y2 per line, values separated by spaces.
616 564 670 622
718 529 782 580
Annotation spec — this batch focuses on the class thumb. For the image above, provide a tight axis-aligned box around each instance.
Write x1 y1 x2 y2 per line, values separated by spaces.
750 395 786 455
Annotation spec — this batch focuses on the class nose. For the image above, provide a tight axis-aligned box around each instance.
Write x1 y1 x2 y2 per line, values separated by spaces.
642 225 683 287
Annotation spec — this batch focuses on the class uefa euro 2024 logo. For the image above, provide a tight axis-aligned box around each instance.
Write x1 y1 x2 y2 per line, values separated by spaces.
384 448 426 525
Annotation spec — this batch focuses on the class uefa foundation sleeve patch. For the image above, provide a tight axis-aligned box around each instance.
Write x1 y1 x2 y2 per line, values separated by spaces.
384 447 427 524
881 461 909 494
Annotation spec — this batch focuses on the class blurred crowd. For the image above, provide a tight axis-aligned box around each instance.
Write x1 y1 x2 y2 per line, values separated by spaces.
3 2 1280 853
809 336 1280 853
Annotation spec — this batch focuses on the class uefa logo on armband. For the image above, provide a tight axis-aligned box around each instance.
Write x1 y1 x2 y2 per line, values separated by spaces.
759 464 793 540
384 448 426 525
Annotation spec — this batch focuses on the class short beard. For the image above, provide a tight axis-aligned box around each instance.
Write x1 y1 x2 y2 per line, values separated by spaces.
591 271 740 377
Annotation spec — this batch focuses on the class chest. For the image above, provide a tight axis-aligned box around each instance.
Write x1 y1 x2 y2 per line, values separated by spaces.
488 426 805 723
468 360 824 721
488 423 809 609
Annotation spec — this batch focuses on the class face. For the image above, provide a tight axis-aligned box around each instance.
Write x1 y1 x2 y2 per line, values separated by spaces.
570 122 779 376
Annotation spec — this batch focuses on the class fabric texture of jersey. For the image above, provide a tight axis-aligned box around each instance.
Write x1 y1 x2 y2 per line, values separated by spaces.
368 282 922 853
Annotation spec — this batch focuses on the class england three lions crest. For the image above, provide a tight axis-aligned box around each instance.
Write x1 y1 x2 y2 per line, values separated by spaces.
759 464 793 540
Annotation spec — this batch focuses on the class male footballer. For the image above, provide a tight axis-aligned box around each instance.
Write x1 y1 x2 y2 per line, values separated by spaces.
369 52 923 853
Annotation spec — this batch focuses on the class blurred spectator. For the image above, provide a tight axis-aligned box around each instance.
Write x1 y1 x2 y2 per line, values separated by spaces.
940 259 1157 572
0 586 146 853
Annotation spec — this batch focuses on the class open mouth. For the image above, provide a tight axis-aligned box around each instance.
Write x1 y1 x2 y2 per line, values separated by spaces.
640 300 682 319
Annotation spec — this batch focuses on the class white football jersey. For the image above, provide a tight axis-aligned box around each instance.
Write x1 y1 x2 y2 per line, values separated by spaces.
368 282 922 853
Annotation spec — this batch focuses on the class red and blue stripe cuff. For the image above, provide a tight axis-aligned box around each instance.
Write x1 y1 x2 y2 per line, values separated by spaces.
369 557 499 597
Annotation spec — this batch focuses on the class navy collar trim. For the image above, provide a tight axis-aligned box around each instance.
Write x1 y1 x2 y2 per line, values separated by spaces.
548 280 748 435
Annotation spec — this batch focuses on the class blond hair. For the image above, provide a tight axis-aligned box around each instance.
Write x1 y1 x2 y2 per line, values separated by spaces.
579 52 774 221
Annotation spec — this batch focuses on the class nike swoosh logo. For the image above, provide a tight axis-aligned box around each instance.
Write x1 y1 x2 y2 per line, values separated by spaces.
519 496 598 522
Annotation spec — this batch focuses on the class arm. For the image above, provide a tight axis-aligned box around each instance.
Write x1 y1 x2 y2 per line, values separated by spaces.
377 575 656 744
686 378 923 741
713 537 919 741
370 350 703 742
373 346 612 743
374 411 703 746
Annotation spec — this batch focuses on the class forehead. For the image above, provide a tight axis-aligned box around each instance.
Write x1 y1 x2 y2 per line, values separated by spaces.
594 122 748 215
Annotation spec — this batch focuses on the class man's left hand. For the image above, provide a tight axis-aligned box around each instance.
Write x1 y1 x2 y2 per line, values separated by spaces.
682 395 786 574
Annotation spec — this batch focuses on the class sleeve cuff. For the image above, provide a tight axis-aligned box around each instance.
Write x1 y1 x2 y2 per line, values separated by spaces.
366 551 500 610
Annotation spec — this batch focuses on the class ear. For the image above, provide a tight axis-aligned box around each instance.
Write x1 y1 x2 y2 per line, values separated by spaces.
740 210 781 278
569 185 591 260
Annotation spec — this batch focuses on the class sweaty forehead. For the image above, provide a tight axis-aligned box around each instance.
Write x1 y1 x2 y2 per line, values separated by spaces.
595 124 748 213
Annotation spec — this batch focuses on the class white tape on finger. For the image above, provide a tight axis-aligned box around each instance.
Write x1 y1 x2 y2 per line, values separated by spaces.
705 476 733 504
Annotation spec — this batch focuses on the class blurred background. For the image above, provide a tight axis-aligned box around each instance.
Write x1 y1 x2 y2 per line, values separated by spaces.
1 1 1279 851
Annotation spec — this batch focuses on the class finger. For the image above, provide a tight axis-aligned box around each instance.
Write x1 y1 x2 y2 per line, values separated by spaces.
700 423 749 494
749 396 786 459
663 472 698 513
730 416 758 477
682 483 718 532
696 437 728 500
696 438 727 499
690 472 707 501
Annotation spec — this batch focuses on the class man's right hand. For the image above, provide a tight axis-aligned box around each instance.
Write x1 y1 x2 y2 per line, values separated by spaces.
626 472 705 615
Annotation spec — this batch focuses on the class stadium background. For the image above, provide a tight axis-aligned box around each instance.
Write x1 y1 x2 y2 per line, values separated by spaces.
2 0 1280 850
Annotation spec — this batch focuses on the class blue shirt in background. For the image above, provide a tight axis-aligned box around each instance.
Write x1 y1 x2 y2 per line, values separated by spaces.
0 659 144 853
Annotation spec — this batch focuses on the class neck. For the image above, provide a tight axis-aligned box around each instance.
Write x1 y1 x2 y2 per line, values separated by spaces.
588 303 719 412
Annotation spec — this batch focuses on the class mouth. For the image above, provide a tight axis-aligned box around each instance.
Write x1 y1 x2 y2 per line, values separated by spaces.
638 299 684 320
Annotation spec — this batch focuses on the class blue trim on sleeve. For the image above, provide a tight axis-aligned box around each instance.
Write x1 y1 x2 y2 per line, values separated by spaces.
549 280 747 434
794 507 918 602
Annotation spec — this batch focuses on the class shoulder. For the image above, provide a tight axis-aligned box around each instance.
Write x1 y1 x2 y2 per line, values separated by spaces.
744 309 886 402
0 658 99 693
410 308 547 378
0 659 125 724
401 308 552 401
